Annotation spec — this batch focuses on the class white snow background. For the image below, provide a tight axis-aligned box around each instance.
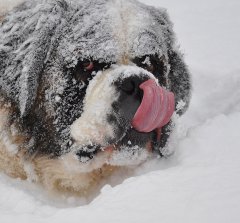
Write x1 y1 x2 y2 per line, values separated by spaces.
0 0 240 222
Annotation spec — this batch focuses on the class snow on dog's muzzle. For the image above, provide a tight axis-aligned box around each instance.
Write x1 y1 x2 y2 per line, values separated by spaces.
131 79 175 132
71 65 175 152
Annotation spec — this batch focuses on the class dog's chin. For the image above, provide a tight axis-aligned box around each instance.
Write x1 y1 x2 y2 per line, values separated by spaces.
71 143 152 173
31 144 152 195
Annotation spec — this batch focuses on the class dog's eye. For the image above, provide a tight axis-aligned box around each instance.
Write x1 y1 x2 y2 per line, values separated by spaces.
82 60 94 71
72 59 113 83
71 60 95 83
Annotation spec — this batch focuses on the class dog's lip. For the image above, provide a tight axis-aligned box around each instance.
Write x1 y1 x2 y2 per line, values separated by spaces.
96 141 154 156
78 142 150 156
102 145 115 153
74 127 161 163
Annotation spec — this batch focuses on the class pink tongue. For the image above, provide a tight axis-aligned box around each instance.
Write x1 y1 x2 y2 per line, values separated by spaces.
131 79 175 132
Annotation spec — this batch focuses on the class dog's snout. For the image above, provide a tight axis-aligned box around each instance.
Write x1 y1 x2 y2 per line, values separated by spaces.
119 76 149 99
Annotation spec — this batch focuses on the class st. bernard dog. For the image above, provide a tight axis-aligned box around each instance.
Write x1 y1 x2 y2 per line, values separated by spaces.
0 0 191 195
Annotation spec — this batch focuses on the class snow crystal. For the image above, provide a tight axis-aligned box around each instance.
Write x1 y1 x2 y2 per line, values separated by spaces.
142 56 151 66
176 99 186 114
55 95 61 102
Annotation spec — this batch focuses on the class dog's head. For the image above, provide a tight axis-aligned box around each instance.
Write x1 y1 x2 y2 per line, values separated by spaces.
0 0 190 190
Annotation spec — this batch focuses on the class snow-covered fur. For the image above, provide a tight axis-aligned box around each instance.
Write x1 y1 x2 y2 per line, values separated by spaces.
0 0 191 195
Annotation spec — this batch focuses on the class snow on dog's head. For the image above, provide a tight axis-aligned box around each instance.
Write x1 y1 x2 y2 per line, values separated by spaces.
0 0 191 195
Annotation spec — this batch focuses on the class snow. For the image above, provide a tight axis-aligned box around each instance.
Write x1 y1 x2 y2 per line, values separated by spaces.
1 0 240 222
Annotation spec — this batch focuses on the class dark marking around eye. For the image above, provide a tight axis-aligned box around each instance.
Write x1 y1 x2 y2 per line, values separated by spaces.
83 61 94 71
70 59 112 83
132 54 167 86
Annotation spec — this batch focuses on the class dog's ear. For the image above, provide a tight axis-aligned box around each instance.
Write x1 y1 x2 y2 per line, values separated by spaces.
147 7 191 115
0 0 68 116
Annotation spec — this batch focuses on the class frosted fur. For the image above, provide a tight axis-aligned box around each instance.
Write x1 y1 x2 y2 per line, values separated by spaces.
0 0 67 115
0 0 191 154
0 0 182 116
0 0 191 155
0 0 191 194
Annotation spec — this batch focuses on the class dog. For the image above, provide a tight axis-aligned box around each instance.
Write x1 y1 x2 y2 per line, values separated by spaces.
0 0 191 195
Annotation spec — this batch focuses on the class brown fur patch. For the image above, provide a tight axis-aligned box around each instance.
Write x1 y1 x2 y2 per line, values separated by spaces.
33 156 118 195
0 147 27 180
0 102 120 196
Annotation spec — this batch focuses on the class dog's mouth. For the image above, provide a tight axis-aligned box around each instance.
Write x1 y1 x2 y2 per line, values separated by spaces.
74 142 152 168
74 132 160 164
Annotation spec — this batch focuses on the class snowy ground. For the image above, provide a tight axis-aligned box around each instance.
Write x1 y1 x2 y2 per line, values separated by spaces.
1 0 240 222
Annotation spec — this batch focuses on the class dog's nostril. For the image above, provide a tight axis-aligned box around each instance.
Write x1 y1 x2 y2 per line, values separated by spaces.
121 79 135 94
120 76 146 95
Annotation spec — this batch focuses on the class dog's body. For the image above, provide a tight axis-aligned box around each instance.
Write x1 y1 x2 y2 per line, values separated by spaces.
0 0 191 195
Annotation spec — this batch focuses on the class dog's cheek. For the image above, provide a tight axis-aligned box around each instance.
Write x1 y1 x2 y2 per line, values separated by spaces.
22 69 87 156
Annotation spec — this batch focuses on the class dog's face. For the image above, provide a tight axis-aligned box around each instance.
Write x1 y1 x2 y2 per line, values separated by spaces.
0 0 191 193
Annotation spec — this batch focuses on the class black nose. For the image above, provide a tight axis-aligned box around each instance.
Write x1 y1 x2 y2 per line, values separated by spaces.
112 76 149 123
119 76 148 96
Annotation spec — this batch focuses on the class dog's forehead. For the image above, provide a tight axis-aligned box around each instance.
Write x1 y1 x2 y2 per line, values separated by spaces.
61 0 173 65
0 0 174 116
